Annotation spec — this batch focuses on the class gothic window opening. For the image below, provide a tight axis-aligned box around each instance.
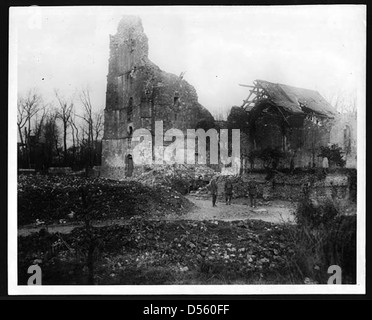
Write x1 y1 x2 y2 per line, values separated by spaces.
128 126 133 148
126 154 134 177
127 97 133 122
344 125 351 155
173 91 180 106
130 39 136 53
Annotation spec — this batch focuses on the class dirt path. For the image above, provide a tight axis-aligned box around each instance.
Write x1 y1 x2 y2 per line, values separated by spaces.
163 196 296 224
17 219 130 237
18 196 296 237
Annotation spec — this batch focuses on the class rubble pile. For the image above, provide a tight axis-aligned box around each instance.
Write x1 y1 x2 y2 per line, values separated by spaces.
193 165 217 181
18 175 194 226
18 218 297 285
133 164 216 194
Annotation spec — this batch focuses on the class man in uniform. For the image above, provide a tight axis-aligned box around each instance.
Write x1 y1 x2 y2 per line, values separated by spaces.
224 177 233 205
209 178 218 207
248 177 258 208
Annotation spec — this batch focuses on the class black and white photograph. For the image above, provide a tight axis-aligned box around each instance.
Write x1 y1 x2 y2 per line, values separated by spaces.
8 5 366 295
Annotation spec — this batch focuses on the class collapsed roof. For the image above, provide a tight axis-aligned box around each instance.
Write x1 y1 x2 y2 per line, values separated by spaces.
240 79 337 118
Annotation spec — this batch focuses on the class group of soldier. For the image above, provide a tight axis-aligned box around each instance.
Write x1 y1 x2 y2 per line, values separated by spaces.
208 176 258 208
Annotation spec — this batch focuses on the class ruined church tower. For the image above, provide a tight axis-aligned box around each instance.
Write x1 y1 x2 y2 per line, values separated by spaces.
101 16 214 179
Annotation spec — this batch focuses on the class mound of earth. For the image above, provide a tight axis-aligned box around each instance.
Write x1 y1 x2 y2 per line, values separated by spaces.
18 175 194 226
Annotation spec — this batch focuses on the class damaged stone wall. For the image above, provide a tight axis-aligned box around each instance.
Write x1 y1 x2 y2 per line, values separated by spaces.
330 112 357 168
101 16 214 179
248 109 333 169
288 116 333 168
195 171 354 205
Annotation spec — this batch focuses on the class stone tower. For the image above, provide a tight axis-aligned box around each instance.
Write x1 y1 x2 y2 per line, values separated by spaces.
101 16 214 179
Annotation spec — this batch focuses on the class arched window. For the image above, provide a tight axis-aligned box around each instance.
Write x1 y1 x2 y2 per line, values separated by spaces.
127 97 133 122
126 154 134 177
130 39 136 53
343 125 351 154
128 125 133 147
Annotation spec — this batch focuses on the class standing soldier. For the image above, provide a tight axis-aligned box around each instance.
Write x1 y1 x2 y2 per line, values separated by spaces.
248 177 258 208
302 180 311 199
224 177 233 205
209 177 218 207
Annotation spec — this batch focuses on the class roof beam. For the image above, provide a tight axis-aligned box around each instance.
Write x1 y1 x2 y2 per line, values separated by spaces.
239 84 255 88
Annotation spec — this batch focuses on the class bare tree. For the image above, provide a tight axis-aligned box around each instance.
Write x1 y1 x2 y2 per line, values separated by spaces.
17 89 43 168
43 110 60 167
79 88 94 137
324 90 357 114
55 90 74 165
69 108 80 166
93 110 104 143
213 106 230 122
33 104 47 143
17 89 42 145
78 88 96 167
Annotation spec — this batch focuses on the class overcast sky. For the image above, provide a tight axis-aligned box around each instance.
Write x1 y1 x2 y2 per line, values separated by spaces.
10 5 366 116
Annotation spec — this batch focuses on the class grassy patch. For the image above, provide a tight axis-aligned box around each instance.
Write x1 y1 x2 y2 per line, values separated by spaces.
282 197 356 284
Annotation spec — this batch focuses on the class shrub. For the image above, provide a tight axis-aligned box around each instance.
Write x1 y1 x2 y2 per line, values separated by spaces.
247 150 261 169
318 144 346 168
285 198 356 284
295 198 338 229
347 169 357 203
257 147 285 170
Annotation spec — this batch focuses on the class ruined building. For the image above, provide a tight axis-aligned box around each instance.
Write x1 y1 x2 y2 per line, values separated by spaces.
239 79 339 168
101 16 214 178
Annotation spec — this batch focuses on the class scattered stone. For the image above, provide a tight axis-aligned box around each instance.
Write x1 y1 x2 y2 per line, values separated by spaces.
35 219 45 226
180 266 189 272
253 209 268 214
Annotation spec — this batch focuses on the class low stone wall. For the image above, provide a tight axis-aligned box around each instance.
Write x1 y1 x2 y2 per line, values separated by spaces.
261 174 350 203
207 171 354 204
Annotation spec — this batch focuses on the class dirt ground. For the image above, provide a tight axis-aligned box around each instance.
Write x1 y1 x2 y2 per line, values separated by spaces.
18 196 296 237
16 176 355 285
163 196 296 224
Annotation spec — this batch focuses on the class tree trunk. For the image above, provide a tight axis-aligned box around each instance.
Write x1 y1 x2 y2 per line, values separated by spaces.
18 125 24 145
71 124 76 167
63 123 67 165
25 126 31 169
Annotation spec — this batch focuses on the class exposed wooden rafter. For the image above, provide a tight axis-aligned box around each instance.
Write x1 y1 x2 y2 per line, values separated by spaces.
239 81 269 111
